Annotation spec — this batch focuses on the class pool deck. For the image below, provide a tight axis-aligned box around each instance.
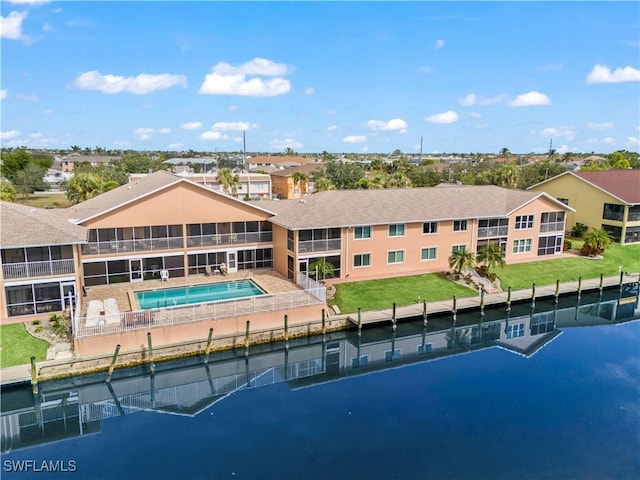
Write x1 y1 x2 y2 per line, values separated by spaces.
81 270 301 316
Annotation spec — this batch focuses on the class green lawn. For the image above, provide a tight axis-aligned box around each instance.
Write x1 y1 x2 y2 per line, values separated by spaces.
332 274 477 314
494 242 640 291
17 192 71 209
0 323 49 368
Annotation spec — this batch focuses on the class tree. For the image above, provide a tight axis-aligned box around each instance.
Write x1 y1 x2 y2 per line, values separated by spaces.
476 243 506 277
13 164 47 199
284 147 295 156
217 168 240 195
0 148 31 181
0 178 17 202
580 229 614 257
291 172 308 196
112 152 168 175
448 248 476 275
308 259 334 281
494 162 520 189
70 145 81 154
499 147 511 161
322 159 364 189
65 173 117 204
313 177 334 192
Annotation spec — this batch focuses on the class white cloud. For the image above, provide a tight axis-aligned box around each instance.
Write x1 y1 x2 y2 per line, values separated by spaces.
72 70 187 94
587 122 615 130
435 39 445 49
367 118 408 132
603 137 616 145
158 128 171 134
28 132 43 139
229 104 239 111
200 131 224 140
134 127 154 140
211 121 252 131
541 126 575 141
360 146 369 153
343 135 367 143
459 93 506 106
16 94 38 102
181 121 202 130
42 22 54 32
326 125 337 132
626 137 639 146
0 89 6 100
1 11 28 40
508 91 552 107
586 64 640 84
199 57 292 97
269 138 303 150
0 130 20 140
168 143 183 149
304 87 315 96
425 110 459 124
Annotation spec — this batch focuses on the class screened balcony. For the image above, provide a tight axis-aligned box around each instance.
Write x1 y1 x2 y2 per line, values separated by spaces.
1 246 75 279
82 225 183 255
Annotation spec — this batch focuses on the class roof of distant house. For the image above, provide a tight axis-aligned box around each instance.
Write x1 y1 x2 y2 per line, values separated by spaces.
0 201 87 247
573 169 640 204
269 164 323 177
263 185 570 229
65 154 121 163
247 155 317 166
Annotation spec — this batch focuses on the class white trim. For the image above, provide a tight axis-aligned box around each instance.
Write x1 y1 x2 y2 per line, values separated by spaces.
420 246 437 261
387 223 406 238
353 225 372 240
512 238 532 254
386 249 405 264
2 275 76 287
353 252 372 268
528 171 633 206
422 221 438 235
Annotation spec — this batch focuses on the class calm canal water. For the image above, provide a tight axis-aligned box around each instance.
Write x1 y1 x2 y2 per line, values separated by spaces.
2 286 639 480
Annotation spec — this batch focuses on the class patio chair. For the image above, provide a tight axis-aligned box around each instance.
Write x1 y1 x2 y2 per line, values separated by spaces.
205 265 213 276
160 269 169 282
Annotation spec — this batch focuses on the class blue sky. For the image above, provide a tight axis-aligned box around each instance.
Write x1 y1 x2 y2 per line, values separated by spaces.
1 1 639 155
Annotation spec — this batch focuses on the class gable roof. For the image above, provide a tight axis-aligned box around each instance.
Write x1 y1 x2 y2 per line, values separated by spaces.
263 185 570 229
0 201 87 248
269 164 323 177
57 170 275 224
247 155 317 166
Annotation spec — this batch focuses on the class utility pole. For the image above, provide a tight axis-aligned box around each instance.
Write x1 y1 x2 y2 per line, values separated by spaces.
420 135 423 164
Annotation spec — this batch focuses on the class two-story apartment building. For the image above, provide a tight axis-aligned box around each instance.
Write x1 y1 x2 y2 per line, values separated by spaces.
265 184 572 283
530 169 640 245
270 164 322 199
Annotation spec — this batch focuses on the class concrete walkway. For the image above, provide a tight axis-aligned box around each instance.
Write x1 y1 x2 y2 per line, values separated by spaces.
1 274 637 387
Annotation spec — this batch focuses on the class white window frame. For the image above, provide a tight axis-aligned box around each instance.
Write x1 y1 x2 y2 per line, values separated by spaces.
353 253 371 268
453 219 468 232
422 221 438 235
387 250 405 264
515 215 534 230
512 238 532 254
451 244 467 253
421 247 437 261
388 224 405 237
354 226 372 240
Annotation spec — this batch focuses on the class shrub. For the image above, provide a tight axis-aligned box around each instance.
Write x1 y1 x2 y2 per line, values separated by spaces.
32 319 41 326
34 326 43 333
571 222 588 238
563 239 572 251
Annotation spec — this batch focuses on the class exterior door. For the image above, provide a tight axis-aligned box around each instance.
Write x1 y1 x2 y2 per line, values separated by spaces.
61 282 76 307
129 258 143 282
298 258 308 275
226 251 238 273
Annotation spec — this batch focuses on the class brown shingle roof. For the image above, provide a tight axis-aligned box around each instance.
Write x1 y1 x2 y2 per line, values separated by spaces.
269 164 323 177
573 169 640 204
247 155 316 165
0 201 87 247
263 185 563 229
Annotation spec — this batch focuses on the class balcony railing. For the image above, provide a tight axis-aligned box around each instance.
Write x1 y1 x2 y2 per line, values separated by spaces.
82 238 184 255
540 222 564 233
186 231 272 248
2 259 75 279
298 238 341 254
477 226 509 238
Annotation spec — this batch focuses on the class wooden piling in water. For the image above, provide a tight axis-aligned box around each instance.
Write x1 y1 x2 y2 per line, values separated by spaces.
30 356 38 395
577 277 582 301
321 308 326 336
204 328 214 363
147 332 155 374
452 295 457 325
106 344 121 383
531 283 536 308
284 314 289 342
554 280 560 304
480 289 485 317
422 299 428 326
357 308 362 336
506 286 512 312
392 302 397 330
619 271 624 293
599 273 604 296
244 320 250 355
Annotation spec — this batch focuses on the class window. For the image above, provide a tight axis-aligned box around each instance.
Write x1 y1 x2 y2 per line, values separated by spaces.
512 239 532 254
515 215 534 230
537 235 563 256
540 212 565 232
478 218 509 237
351 355 369 368
628 206 640 222
417 343 433 354
387 250 404 264
506 323 525 339
384 349 401 362
453 220 468 232
353 253 371 268
354 226 371 239
557 198 569 206
530 312 555 335
388 224 405 237
421 247 437 261
451 245 466 253
423 222 438 234
603 203 625 222
287 230 294 252
602 225 622 243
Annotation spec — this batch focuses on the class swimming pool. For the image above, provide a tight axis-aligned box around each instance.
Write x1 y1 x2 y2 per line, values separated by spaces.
135 280 265 309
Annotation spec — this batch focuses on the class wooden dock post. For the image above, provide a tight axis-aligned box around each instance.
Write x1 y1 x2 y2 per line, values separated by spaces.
30 356 38 395
506 286 512 312
106 344 121 383
244 320 250 356
422 299 428 326
357 308 362 336
554 279 560 304
479 289 485 317
284 314 289 343
147 332 155 374
577 277 582 302
452 295 457 325
531 283 536 308
321 308 326 336
599 273 604 297
204 328 214 363
392 302 397 331
619 270 624 293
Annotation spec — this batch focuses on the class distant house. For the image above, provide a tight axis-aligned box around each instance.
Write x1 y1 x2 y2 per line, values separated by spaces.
66 154 121 169
270 164 322 199
529 169 640 245
246 155 317 172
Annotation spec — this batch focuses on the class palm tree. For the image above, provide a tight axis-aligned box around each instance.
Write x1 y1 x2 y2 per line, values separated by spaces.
499 147 511 162
308 259 334 281
476 243 506 277
495 162 520 189
313 177 334 193
217 168 240 195
290 172 308 197
581 229 614 257
448 248 476 275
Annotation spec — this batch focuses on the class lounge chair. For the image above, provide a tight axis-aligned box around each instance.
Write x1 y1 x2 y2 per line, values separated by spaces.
205 265 213 276
160 269 169 281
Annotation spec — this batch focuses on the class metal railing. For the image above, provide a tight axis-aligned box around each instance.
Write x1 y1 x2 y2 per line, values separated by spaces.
296 271 327 303
82 238 184 255
2 259 74 279
477 226 509 238
75 285 326 339
186 231 272 248
539 222 564 233
298 238 341 254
